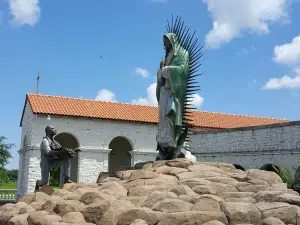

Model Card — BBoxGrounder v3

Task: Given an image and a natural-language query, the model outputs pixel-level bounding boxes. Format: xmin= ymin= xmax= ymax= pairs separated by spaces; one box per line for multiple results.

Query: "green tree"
xmin=6 ymin=169 xmax=18 ymax=182
xmin=0 ymin=136 xmax=14 ymax=169
xmin=0 ymin=170 xmax=10 ymax=185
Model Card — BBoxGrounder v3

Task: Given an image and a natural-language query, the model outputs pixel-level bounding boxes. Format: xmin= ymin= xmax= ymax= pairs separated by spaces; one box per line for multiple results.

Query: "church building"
xmin=17 ymin=93 xmax=289 ymax=197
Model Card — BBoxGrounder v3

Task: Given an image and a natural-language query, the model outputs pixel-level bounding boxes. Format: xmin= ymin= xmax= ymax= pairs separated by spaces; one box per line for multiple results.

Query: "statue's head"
xmin=163 ymin=34 xmax=173 ymax=51
xmin=163 ymin=33 xmax=177 ymax=56
xmin=45 ymin=125 xmax=57 ymax=137
xmin=183 ymin=141 xmax=190 ymax=150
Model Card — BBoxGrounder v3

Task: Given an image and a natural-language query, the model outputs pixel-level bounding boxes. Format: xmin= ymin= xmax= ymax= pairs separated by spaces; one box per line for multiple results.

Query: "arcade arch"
xmin=233 ymin=164 xmax=245 ymax=171
xmin=260 ymin=163 xmax=280 ymax=175
xmin=54 ymin=132 xmax=80 ymax=182
xmin=108 ymin=136 xmax=133 ymax=175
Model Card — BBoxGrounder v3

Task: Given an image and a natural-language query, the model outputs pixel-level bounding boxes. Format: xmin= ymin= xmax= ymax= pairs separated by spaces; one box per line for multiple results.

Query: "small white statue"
xmin=179 ymin=142 xmax=196 ymax=162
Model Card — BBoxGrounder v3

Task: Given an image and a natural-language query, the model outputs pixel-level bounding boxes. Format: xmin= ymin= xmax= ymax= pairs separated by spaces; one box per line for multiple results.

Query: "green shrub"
xmin=271 ymin=165 xmax=300 ymax=193
xmin=49 ymin=168 xmax=60 ymax=186
xmin=0 ymin=169 xmax=10 ymax=185
xmin=278 ymin=168 xmax=293 ymax=189
xmin=292 ymin=166 xmax=300 ymax=193
xmin=5 ymin=169 xmax=18 ymax=182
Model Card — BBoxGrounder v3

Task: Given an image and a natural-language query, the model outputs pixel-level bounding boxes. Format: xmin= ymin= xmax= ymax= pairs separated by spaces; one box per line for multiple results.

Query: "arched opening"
xmin=260 ymin=163 xmax=280 ymax=175
xmin=108 ymin=136 xmax=133 ymax=176
xmin=53 ymin=132 xmax=80 ymax=183
xmin=233 ymin=164 xmax=245 ymax=171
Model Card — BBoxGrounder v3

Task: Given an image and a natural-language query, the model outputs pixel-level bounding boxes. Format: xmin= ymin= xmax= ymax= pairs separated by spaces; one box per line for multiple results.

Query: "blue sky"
xmin=1 ymin=0 xmax=300 ymax=169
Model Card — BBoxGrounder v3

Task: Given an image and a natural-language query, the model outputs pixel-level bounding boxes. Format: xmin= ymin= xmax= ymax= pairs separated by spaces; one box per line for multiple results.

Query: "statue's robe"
xmin=156 ymin=33 xmax=189 ymax=152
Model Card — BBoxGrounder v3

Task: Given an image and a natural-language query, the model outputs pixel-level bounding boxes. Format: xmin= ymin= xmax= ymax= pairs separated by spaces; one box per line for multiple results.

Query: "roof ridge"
xmin=196 ymin=110 xmax=289 ymax=121
xmin=26 ymin=93 xmax=159 ymax=108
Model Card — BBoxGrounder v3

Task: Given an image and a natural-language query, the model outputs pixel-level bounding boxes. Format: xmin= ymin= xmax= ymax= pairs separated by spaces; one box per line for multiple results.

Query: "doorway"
xmin=108 ymin=136 xmax=133 ymax=176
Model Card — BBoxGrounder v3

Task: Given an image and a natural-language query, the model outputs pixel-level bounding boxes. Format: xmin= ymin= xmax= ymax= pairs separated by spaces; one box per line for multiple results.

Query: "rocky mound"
xmin=1 ymin=159 xmax=300 ymax=225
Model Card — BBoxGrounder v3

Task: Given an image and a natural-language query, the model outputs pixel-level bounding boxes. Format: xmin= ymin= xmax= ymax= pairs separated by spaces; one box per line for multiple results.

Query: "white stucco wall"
xmin=30 ymin=114 xmax=158 ymax=151
xmin=17 ymin=102 xmax=34 ymax=198
xmin=192 ymin=121 xmax=300 ymax=174
xmin=78 ymin=149 xmax=109 ymax=183
xmin=18 ymin=102 xmax=160 ymax=195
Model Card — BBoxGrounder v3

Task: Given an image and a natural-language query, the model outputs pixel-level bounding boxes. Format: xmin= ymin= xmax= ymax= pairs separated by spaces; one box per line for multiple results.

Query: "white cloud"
xmin=9 ymin=0 xmax=40 ymax=27
xmin=263 ymin=75 xmax=300 ymax=89
xmin=202 ymin=0 xmax=290 ymax=49
xmin=132 ymin=82 xmax=158 ymax=106
xmin=135 ymin=67 xmax=150 ymax=78
xmin=263 ymin=35 xmax=300 ymax=90
xmin=95 ymin=89 xmax=117 ymax=102
xmin=190 ymin=93 xmax=204 ymax=108
xmin=273 ymin=35 xmax=300 ymax=67
xmin=132 ymin=83 xmax=204 ymax=108
xmin=294 ymin=68 xmax=300 ymax=75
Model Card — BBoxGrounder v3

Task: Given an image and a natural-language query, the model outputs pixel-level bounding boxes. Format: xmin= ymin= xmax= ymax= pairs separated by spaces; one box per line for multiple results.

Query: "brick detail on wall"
xmin=192 ymin=121 xmax=300 ymax=173
xmin=78 ymin=149 xmax=109 ymax=183
xmin=17 ymin=102 xmax=35 ymax=198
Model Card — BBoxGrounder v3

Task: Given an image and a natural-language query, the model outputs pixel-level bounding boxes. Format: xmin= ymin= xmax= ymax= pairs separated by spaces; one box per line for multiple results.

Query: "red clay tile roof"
xmin=21 ymin=93 xmax=290 ymax=129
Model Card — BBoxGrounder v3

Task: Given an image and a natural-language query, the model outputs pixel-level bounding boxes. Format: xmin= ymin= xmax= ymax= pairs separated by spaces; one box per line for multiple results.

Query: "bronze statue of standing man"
xmin=35 ymin=126 xmax=75 ymax=190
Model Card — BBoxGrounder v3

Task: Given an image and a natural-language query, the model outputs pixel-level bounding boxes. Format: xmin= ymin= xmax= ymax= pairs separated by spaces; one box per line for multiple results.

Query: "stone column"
xmin=26 ymin=147 xmax=41 ymax=193
xmin=16 ymin=151 xmax=24 ymax=200
xmin=77 ymin=148 xmax=110 ymax=183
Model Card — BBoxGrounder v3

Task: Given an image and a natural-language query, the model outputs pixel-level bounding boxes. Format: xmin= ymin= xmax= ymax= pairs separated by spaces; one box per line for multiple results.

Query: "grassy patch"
xmin=0 ymin=182 xmax=17 ymax=189
xmin=0 ymin=182 xmax=60 ymax=190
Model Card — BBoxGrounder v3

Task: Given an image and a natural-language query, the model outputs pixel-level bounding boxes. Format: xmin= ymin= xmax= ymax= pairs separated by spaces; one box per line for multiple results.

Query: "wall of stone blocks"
xmin=17 ymin=102 xmax=34 ymax=198
xmin=78 ymin=149 xmax=109 ymax=183
xmin=192 ymin=121 xmax=300 ymax=174
xmin=16 ymin=151 xmax=30 ymax=199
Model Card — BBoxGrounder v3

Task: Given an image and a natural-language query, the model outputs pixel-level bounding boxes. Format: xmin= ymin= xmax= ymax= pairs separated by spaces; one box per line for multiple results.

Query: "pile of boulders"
xmin=1 ymin=158 xmax=300 ymax=225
